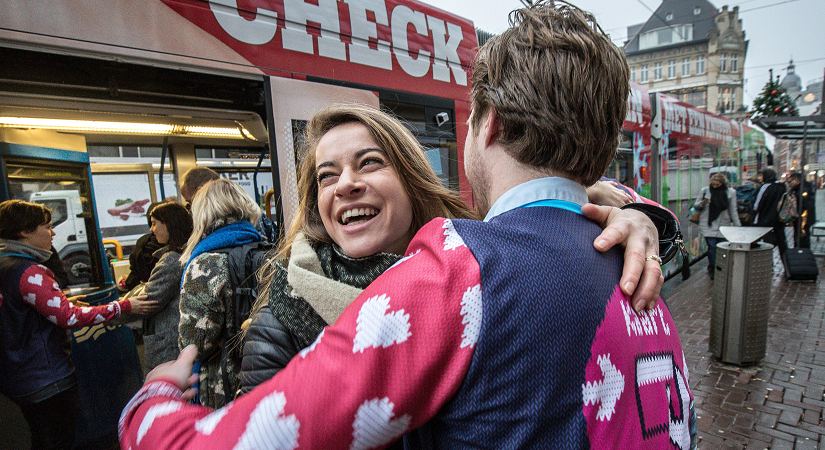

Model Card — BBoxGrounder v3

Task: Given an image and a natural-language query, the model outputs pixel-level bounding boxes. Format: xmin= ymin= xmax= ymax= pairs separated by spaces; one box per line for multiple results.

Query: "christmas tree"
xmin=748 ymin=72 xmax=799 ymax=119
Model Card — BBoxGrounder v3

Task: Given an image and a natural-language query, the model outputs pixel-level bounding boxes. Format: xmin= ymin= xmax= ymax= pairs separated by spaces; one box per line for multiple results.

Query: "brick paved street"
xmin=663 ymin=250 xmax=825 ymax=450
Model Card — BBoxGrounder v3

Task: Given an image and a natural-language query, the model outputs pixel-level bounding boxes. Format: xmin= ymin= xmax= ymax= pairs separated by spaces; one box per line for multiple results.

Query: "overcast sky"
xmin=422 ymin=0 xmax=825 ymax=112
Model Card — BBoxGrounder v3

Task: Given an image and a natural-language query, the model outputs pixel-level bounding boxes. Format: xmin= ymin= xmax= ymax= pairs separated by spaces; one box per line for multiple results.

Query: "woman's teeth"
xmin=341 ymin=207 xmax=378 ymax=225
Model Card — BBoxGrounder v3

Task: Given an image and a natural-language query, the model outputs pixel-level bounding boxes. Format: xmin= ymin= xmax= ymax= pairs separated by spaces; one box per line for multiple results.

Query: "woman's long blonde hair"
xmin=179 ymin=178 xmax=262 ymax=264
xmin=251 ymin=103 xmax=477 ymax=315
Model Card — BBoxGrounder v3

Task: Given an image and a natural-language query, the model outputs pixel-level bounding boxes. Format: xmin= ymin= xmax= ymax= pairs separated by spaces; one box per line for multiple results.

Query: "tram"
xmin=0 ymin=0 xmax=767 ymax=446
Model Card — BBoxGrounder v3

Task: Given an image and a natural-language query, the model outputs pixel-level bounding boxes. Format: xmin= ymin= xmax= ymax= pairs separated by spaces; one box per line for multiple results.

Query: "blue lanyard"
xmin=0 ymin=253 xmax=37 ymax=261
xmin=517 ymin=199 xmax=582 ymax=215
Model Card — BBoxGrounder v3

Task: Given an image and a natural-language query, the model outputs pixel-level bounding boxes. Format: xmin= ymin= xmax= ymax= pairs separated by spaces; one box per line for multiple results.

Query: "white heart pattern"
xmin=353 ymin=294 xmax=411 ymax=353
xmin=196 ymin=404 xmax=231 ymax=435
xmin=460 ymin=284 xmax=483 ymax=348
xmin=349 ymin=398 xmax=411 ymax=450
xmin=67 ymin=314 xmax=78 ymax=326
xmin=442 ymin=219 xmax=466 ymax=251
xmin=27 ymin=273 xmax=43 ymax=286
xmin=94 ymin=314 xmax=106 ymax=324
xmin=298 ymin=329 xmax=324 ymax=358
xmin=47 ymin=296 xmax=61 ymax=308
xmin=24 ymin=293 xmax=36 ymax=305
xmin=137 ymin=401 xmax=182 ymax=445
xmin=47 ymin=315 xmax=57 ymax=324
xmin=81 ymin=307 xmax=92 ymax=313
xmin=53 ymin=282 xmax=60 ymax=290
xmin=233 ymin=391 xmax=299 ymax=450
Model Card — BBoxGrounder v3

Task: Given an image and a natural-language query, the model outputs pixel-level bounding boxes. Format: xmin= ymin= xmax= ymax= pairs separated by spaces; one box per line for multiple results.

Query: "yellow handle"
xmin=102 ymin=239 xmax=123 ymax=260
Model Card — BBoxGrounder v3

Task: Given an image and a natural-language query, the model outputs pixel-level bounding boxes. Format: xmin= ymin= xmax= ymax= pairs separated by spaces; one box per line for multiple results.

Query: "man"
xmin=180 ymin=166 xmax=220 ymax=206
xmin=119 ymin=2 xmax=693 ymax=448
xmin=754 ymin=168 xmax=788 ymax=257
xmin=180 ymin=166 xmax=278 ymax=242
xmin=787 ymin=172 xmax=816 ymax=248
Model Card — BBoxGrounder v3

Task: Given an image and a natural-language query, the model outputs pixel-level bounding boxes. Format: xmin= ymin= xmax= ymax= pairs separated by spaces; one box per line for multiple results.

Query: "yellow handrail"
xmin=102 ymin=239 xmax=123 ymax=260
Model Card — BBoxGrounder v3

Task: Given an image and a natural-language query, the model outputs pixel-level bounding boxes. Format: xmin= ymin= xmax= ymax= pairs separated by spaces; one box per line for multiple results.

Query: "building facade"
xmin=624 ymin=0 xmax=748 ymax=120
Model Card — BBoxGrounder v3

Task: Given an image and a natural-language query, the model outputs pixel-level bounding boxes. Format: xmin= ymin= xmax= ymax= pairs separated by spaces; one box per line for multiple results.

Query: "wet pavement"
xmin=663 ymin=246 xmax=825 ymax=450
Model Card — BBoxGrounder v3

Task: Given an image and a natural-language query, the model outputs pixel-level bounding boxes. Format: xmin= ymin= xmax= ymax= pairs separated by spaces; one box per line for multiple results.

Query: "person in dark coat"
xmin=0 ymin=200 xmax=157 ymax=450
xmin=753 ymin=168 xmax=788 ymax=257
xmin=125 ymin=202 xmax=193 ymax=375
xmin=787 ymin=172 xmax=816 ymax=248
xmin=119 ymin=202 xmax=164 ymax=291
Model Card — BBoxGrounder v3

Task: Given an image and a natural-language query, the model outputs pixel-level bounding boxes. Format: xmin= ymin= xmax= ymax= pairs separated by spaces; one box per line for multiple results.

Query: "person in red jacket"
xmin=0 ymin=199 xmax=157 ymax=450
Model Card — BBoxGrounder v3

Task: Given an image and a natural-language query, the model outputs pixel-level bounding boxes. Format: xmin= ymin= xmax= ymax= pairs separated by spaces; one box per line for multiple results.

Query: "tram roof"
xmin=752 ymin=115 xmax=825 ymax=140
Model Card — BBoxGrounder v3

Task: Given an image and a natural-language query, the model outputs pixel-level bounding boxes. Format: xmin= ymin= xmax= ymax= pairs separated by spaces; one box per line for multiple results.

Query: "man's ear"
xmin=480 ymin=108 xmax=500 ymax=148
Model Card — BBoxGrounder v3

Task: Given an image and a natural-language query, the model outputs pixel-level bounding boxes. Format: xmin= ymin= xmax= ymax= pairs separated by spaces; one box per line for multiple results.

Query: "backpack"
xmin=777 ymin=191 xmax=799 ymax=224
xmin=211 ymin=240 xmax=276 ymax=397
xmin=736 ymin=185 xmax=758 ymax=225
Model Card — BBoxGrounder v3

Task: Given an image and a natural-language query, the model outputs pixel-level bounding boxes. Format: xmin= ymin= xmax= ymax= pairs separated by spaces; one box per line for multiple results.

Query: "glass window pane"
xmin=87 ymin=146 xmax=119 ymax=158
xmin=6 ymin=160 xmax=102 ymax=288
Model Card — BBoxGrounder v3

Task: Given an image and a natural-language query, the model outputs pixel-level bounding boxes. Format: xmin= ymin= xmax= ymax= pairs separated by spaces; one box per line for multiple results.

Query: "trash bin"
xmin=709 ymin=226 xmax=773 ymax=365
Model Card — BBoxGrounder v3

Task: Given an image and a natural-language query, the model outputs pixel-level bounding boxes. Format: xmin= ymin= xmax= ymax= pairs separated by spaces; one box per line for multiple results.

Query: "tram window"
xmin=5 ymin=160 xmax=103 ymax=288
xmin=618 ymin=131 xmax=632 ymax=150
xmin=385 ymin=102 xmax=427 ymax=134
xmin=196 ymin=148 xmax=213 ymax=159
xmin=121 ymin=146 xmax=139 ymax=157
xmin=87 ymin=145 xmax=120 ymax=157
xmin=668 ymin=138 xmax=678 ymax=160
xmin=40 ymin=199 xmax=69 ymax=227
xmin=139 ymin=146 xmax=162 ymax=158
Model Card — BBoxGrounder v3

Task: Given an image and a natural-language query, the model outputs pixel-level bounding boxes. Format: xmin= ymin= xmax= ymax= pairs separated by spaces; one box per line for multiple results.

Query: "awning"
xmin=751 ymin=115 xmax=825 ymax=140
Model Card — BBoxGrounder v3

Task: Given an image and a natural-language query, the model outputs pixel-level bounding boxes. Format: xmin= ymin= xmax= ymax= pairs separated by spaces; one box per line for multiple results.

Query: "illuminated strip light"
xmin=0 ymin=117 xmax=246 ymax=139
xmin=180 ymin=125 xmax=244 ymax=138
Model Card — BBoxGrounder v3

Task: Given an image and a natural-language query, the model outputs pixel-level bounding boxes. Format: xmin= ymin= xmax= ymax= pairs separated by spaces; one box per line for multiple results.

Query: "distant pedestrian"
xmin=693 ymin=173 xmax=740 ymax=279
xmin=787 ymin=172 xmax=816 ymax=248
xmin=753 ymin=168 xmax=788 ymax=257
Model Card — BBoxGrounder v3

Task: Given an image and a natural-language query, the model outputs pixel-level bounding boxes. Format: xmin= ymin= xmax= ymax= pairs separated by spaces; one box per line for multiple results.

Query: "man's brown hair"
xmin=470 ymin=0 xmax=630 ymax=186
xmin=180 ymin=167 xmax=219 ymax=201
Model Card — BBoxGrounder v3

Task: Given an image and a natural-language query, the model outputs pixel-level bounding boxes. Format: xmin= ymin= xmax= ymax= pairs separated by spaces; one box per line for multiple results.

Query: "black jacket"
xmin=754 ymin=181 xmax=787 ymax=227
xmin=124 ymin=233 xmax=164 ymax=291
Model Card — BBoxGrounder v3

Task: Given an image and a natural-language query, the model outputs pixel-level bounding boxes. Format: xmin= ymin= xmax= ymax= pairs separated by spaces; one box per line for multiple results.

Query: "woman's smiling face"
xmin=315 ymin=122 xmax=414 ymax=259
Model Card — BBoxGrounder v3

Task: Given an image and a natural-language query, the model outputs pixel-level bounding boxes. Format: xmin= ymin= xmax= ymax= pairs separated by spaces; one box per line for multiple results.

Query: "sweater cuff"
xmin=119 ymin=299 xmax=131 ymax=314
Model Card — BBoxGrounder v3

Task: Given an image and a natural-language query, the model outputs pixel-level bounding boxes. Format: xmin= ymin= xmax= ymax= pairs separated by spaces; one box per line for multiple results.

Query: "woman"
xmin=693 ymin=173 xmax=740 ymax=279
xmin=0 ymin=199 xmax=155 ymax=450
xmin=178 ymin=178 xmax=263 ymax=409
xmin=239 ymin=105 xmax=476 ymax=394
xmin=118 ymin=202 xmax=164 ymax=292
xmin=129 ymin=201 xmax=193 ymax=374
xmin=753 ymin=168 xmax=788 ymax=258
xmin=238 ymin=104 xmax=669 ymax=395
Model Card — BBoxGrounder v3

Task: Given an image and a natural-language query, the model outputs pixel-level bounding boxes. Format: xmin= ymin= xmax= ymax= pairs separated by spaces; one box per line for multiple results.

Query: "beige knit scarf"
xmin=286 ymin=233 xmax=364 ymax=324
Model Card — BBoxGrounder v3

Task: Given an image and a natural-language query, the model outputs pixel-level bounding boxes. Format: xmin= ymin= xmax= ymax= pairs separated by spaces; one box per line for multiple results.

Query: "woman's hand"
xmin=127 ymin=295 xmax=159 ymax=315
xmin=581 ymin=203 xmax=663 ymax=312
xmin=586 ymin=180 xmax=633 ymax=208
xmin=145 ymin=345 xmax=199 ymax=400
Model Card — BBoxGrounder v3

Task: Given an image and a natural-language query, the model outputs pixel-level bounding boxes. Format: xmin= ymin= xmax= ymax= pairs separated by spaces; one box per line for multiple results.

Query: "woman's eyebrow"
xmin=354 ymin=147 xmax=384 ymax=159
xmin=316 ymin=160 xmax=336 ymax=171
xmin=317 ymin=147 xmax=385 ymax=170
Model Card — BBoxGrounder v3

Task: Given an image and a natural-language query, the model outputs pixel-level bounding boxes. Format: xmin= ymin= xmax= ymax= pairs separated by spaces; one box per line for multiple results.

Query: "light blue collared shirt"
xmin=483 ymin=177 xmax=589 ymax=222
